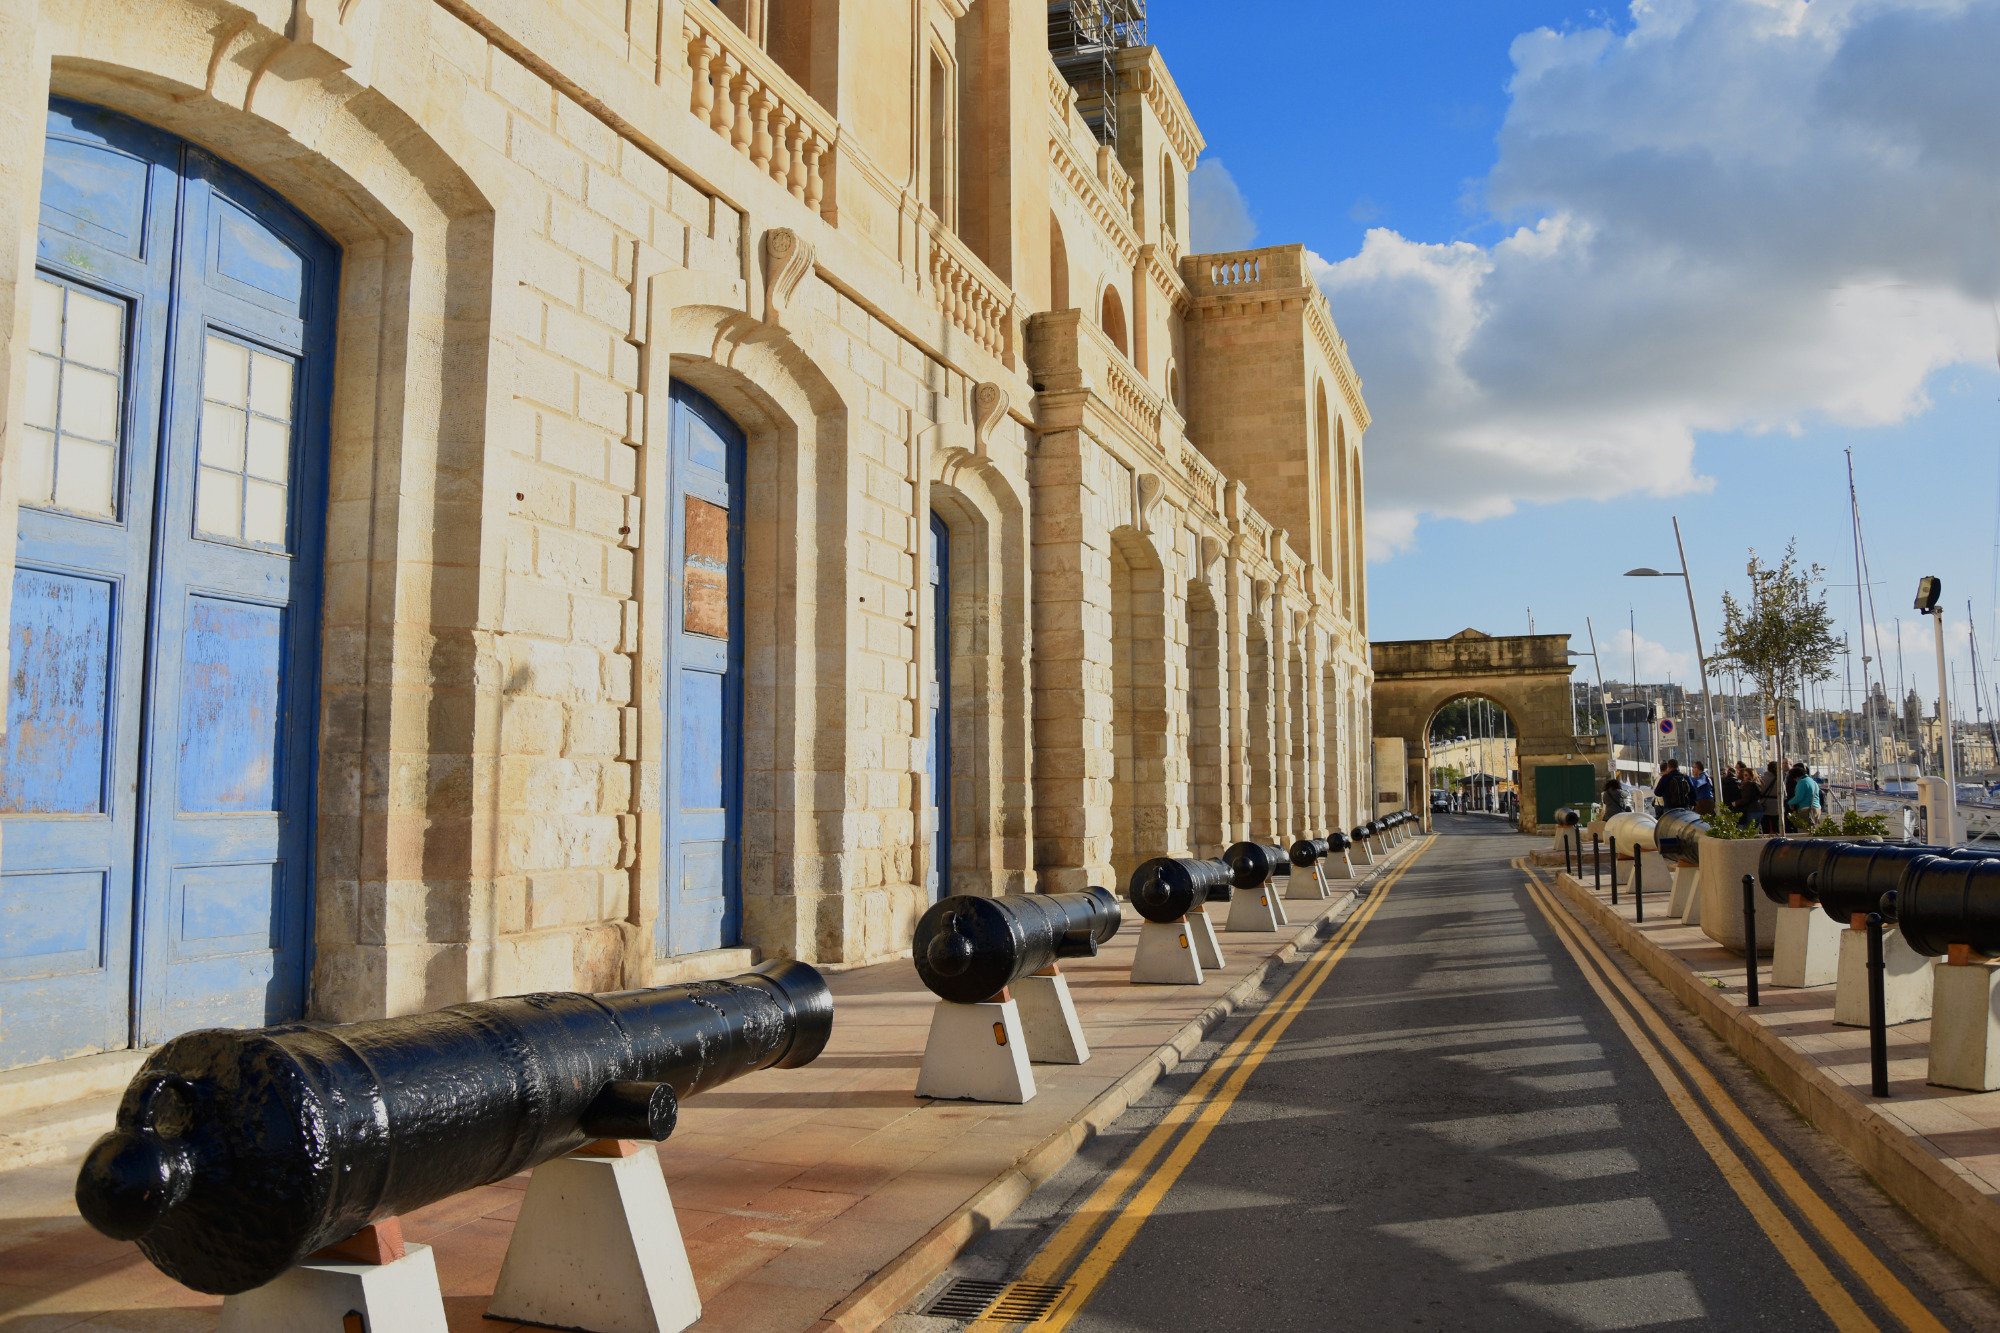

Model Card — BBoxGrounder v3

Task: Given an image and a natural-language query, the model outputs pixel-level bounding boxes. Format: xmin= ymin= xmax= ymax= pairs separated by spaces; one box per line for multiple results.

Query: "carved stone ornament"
xmin=1135 ymin=472 xmax=1164 ymax=533
xmin=1199 ymin=534 xmax=1223 ymax=572
xmin=972 ymin=381 xmax=1009 ymax=456
xmin=761 ymin=227 xmax=815 ymax=327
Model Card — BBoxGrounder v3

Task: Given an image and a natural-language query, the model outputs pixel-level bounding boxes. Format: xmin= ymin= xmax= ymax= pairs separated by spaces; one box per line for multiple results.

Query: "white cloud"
xmin=1604 ymin=626 xmax=1698 ymax=685
xmin=1318 ymin=0 xmax=2000 ymax=559
xmin=1190 ymin=158 xmax=1258 ymax=253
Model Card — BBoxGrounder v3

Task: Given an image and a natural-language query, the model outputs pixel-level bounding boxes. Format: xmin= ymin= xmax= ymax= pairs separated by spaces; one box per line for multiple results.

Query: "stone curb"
xmin=810 ymin=854 xmax=1404 ymax=1332
xmin=1544 ymin=867 xmax=2000 ymax=1293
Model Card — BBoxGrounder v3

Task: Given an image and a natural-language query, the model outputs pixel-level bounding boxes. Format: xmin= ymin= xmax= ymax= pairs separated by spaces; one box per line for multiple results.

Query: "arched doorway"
xmin=926 ymin=512 xmax=952 ymax=901
xmin=1 ymin=100 xmax=338 ymax=1066
xmin=660 ymin=383 xmax=746 ymax=956
xmin=1109 ymin=533 xmax=1166 ymax=886
xmin=1427 ymin=696 xmax=1520 ymax=819
xmin=1100 ymin=285 xmax=1129 ymax=356
xmin=1184 ymin=581 xmax=1225 ymax=857
xmin=1246 ymin=609 xmax=1278 ymax=839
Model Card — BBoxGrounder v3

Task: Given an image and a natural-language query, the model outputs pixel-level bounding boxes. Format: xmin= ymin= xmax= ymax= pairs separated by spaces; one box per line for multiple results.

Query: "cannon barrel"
xmin=1554 ymin=808 xmax=1582 ymax=828
xmin=1324 ymin=831 xmax=1352 ymax=853
xmin=1886 ymin=856 xmax=2000 ymax=957
xmin=913 ymin=889 xmax=1122 ymax=1005
xmin=1757 ymin=838 xmax=1846 ymax=906
xmin=1127 ymin=857 xmax=1233 ymax=923
xmin=75 ymin=962 xmax=834 ymax=1295
xmin=1290 ymin=838 xmax=1331 ymax=867
xmin=1352 ymin=823 xmax=1376 ymax=843
xmin=1223 ymin=842 xmax=1291 ymax=889
xmin=1813 ymin=844 xmax=1944 ymax=923
xmin=1603 ymin=812 xmax=1657 ymax=852
xmin=1655 ymin=810 xmax=1709 ymax=868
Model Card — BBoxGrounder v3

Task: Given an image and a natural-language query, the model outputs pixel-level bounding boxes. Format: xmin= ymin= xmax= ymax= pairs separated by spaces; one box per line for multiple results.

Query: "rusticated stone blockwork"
xmin=0 ymin=0 xmax=1375 ymax=1059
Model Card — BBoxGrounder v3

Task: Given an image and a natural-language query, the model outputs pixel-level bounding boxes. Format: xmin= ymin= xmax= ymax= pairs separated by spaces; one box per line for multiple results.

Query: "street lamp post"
xmin=1626 ymin=516 xmax=1725 ymax=794
xmin=1917 ymin=576 xmax=1958 ymax=844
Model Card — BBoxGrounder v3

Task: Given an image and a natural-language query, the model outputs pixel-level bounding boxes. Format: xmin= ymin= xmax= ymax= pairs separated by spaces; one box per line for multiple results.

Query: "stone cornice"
xmin=1048 ymin=133 xmax=1140 ymax=266
xmin=1114 ymin=47 xmax=1205 ymax=169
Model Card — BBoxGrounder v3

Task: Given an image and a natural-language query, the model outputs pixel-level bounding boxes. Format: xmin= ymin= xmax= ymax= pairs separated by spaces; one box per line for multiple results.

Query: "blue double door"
xmin=0 ymin=103 xmax=335 ymax=1068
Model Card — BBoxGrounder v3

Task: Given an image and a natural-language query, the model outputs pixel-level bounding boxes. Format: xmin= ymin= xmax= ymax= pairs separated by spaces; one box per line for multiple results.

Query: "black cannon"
xmin=1554 ymin=808 xmax=1581 ymax=828
xmin=1290 ymin=838 xmax=1331 ymax=868
xmin=1127 ymin=856 xmax=1233 ymax=923
xmin=75 ymin=962 xmax=834 ymax=1295
xmin=913 ymin=889 xmax=1123 ymax=1005
xmin=1757 ymin=838 xmax=1846 ymax=906
xmin=1353 ymin=823 xmax=1377 ymax=844
xmin=1655 ymin=810 xmax=1709 ymax=868
xmin=1324 ymin=831 xmax=1352 ymax=853
xmin=1812 ymin=844 xmax=1945 ymax=923
xmin=1887 ymin=856 xmax=2000 ymax=957
xmin=1223 ymin=842 xmax=1291 ymax=889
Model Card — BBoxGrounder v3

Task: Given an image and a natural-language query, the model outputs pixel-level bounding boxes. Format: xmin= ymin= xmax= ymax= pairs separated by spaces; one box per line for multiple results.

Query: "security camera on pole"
xmin=1915 ymin=576 xmax=1959 ymax=845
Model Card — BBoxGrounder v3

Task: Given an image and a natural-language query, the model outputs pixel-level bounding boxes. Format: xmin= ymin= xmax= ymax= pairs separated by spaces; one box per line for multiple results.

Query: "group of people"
xmin=1600 ymin=757 xmax=1827 ymax=833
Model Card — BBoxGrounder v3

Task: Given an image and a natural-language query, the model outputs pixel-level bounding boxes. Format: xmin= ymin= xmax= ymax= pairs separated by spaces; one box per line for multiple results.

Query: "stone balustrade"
xmin=1184 ymin=246 xmax=1313 ymax=298
xmin=684 ymin=6 xmax=838 ymax=220
xmin=927 ymin=224 xmax=1016 ymax=364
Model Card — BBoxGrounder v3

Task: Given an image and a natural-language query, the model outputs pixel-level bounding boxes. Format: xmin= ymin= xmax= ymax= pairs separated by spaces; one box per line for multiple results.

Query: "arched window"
xmin=1100 ymin=284 xmax=1128 ymax=356
xmin=1050 ymin=214 xmax=1071 ymax=312
xmin=1315 ymin=382 xmax=1335 ymax=574
xmin=1161 ymin=154 xmax=1177 ymax=240
xmin=1166 ymin=360 xmax=1183 ymax=412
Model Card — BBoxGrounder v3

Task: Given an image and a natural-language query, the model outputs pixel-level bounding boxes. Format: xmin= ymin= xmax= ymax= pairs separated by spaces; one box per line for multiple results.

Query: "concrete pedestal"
xmin=221 ymin=1244 xmax=448 ymax=1333
xmin=1324 ymin=854 xmax=1354 ymax=883
xmin=1188 ymin=906 xmax=1224 ymax=970
xmin=1835 ymin=927 xmax=1934 ymax=1028
xmin=1014 ymin=970 xmax=1089 ymax=1065
xmin=1225 ymin=884 xmax=1282 ymax=933
xmin=1268 ymin=882 xmax=1292 ymax=925
xmin=1772 ymin=904 xmax=1841 ymax=988
xmin=916 ymin=998 xmax=1035 ymax=1102
xmin=1352 ymin=841 xmax=1375 ymax=866
xmin=1287 ymin=865 xmax=1324 ymax=901
xmin=1929 ymin=961 xmax=2000 ymax=1092
xmin=1132 ymin=919 xmax=1204 ymax=985
xmin=1667 ymin=866 xmax=1699 ymax=922
xmin=489 ymin=1149 xmax=701 ymax=1333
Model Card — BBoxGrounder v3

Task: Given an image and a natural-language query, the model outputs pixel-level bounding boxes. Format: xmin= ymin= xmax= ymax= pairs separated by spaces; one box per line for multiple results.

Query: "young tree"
xmin=1711 ymin=543 xmax=1846 ymax=824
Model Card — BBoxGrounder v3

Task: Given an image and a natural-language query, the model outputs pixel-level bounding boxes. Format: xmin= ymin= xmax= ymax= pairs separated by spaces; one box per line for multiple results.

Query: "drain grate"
xmin=922 ymin=1278 xmax=1071 ymax=1323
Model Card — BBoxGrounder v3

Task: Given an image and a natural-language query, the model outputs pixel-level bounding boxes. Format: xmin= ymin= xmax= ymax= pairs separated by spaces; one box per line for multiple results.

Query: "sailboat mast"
xmin=1847 ymin=450 xmax=1881 ymax=785
xmin=1973 ymin=601 xmax=2000 ymax=769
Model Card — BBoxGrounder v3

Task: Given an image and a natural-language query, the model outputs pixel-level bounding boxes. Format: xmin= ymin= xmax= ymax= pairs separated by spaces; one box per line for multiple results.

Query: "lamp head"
xmin=1915 ymin=576 xmax=1942 ymax=614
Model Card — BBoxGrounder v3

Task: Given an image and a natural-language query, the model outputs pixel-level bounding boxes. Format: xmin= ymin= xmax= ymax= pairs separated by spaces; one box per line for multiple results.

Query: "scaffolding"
xmin=1048 ymin=0 xmax=1147 ymax=148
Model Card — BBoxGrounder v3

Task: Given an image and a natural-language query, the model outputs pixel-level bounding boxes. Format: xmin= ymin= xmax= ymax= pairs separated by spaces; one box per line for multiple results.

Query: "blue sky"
xmin=1154 ymin=0 xmax=2000 ymax=723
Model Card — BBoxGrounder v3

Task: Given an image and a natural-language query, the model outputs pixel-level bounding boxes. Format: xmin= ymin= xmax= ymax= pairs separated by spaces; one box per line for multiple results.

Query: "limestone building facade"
xmin=0 ymin=0 xmax=1373 ymax=1071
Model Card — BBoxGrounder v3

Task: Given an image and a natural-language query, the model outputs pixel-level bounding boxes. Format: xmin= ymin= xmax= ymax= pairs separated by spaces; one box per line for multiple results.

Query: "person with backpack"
xmin=1654 ymin=758 xmax=1695 ymax=812
xmin=1689 ymin=761 xmax=1716 ymax=815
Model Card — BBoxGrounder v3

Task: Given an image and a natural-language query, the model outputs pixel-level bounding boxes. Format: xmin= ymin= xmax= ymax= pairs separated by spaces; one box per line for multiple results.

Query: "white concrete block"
xmin=1324 ymin=853 xmax=1354 ymax=882
xmin=1015 ymin=970 xmax=1089 ymax=1065
xmin=1187 ymin=907 xmax=1225 ymax=971
xmin=1835 ymin=926 xmax=1934 ymax=1027
xmin=1772 ymin=904 xmax=1841 ymax=988
xmin=489 ymin=1151 xmax=700 ymax=1333
xmin=1929 ymin=961 xmax=2000 ymax=1092
xmin=1225 ymin=884 xmax=1282 ymax=933
xmin=1668 ymin=866 xmax=1699 ymax=921
xmin=221 ymin=1244 xmax=448 ymax=1333
xmin=916 ymin=999 xmax=1035 ymax=1103
xmin=1131 ymin=919 xmax=1204 ymax=985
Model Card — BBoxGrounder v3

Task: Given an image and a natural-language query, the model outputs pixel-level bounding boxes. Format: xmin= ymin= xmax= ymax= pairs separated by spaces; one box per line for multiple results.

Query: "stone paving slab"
xmin=0 ymin=851 xmax=1416 ymax=1333
xmin=1542 ymin=856 xmax=2000 ymax=1293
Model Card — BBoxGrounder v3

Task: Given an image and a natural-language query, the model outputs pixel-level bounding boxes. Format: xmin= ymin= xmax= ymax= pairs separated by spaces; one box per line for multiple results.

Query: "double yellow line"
xmin=987 ymin=837 xmax=1437 ymax=1331
xmin=1517 ymin=860 xmax=1946 ymax=1333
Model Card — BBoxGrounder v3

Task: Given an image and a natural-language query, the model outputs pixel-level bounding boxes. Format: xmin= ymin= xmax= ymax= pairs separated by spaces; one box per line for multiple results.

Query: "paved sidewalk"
xmin=0 ymin=853 xmax=1413 ymax=1332
xmin=1543 ymin=855 xmax=2000 ymax=1293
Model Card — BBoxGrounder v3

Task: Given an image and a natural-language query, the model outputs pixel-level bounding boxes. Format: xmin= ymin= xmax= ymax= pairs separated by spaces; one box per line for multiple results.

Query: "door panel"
xmin=660 ymin=384 xmax=744 ymax=958
xmin=0 ymin=100 xmax=333 ymax=1069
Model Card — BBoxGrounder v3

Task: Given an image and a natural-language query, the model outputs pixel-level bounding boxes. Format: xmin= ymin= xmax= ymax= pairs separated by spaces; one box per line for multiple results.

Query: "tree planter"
xmin=1700 ymin=837 xmax=1776 ymax=955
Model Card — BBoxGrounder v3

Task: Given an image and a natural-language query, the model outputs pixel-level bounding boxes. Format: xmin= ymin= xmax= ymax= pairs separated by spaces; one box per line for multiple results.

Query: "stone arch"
xmin=1049 ymin=212 xmax=1071 ymax=312
xmin=1287 ymin=623 xmax=1311 ymax=839
xmin=1314 ymin=382 xmax=1335 ymax=576
xmin=1322 ymin=657 xmax=1343 ymax=832
xmin=27 ymin=5 xmax=505 ymax=1020
xmin=1108 ymin=525 xmax=1169 ymax=888
xmin=643 ymin=289 xmax=868 ymax=964
xmin=926 ymin=441 xmax=1033 ymax=898
xmin=1183 ymin=577 xmax=1226 ymax=857
xmin=1335 ymin=414 xmax=1354 ymax=619
xmin=1245 ymin=588 xmax=1279 ymax=840
xmin=1160 ymin=152 xmax=1178 ymax=240
xmin=1100 ymin=282 xmax=1129 ymax=356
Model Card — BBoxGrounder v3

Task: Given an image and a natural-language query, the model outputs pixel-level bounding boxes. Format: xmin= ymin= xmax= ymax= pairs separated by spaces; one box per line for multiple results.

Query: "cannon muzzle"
xmin=913 ymin=890 xmax=1122 ymax=1004
xmin=1888 ymin=855 xmax=2000 ymax=957
xmin=76 ymin=961 xmax=833 ymax=1295
xmin=1290 ymin=838 xmax=1330 ymax=867
xmin=1655 ymin=810 xmax=1708 ymax=868
xmin=1223 ymin=842 xmax=1290 ymax=890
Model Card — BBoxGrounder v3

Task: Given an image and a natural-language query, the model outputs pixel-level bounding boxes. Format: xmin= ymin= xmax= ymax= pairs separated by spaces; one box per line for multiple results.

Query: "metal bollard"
xmin=1609 ymin=837 xmax=1619 ymax=906
xmin=1866 ymin=911 xmax=1890 ymax=1097
xmin=1741 ymin=874 xmax=1760 ymax=1008
xmin=1593 ymin=834 xmax=1603 ymax=892
xmin=1634 ymin=846 xmax=1645 ymax=923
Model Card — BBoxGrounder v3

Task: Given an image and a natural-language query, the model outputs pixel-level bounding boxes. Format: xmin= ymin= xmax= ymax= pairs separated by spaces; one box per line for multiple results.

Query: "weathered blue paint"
xmin=1 ymin=569 xmax=113 ymax=815
xmin=660 ymin=383 xmax=744 ymax=958
xmin=927 ymin=513 xmax=951 ymax=903
xmin=0 ymin=101 xmax=335 ymax=1070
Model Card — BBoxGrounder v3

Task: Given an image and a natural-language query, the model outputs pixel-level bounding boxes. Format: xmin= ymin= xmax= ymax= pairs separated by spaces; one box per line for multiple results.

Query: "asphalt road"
xmin=900 ymin=816 xmax=1997 ymax=1332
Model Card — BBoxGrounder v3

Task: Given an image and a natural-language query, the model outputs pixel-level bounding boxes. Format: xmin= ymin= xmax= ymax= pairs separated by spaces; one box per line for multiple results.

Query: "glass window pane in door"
xmin=23 ymin=277 xmax=126 ymax=520
xmin=196 ymin=334 xmax=295 ymax=550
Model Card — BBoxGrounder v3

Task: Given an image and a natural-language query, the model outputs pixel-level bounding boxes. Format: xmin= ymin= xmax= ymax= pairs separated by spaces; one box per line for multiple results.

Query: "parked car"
xmin=1430 ymin=791 xmax=1451 ymax=813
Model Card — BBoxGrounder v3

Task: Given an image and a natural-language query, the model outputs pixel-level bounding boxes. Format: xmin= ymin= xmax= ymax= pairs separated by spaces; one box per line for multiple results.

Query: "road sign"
xmin=1659 ymin=718 xmax=1677 ymax=738
xmin=1765 ymin=715 xmax=1779 ymax=737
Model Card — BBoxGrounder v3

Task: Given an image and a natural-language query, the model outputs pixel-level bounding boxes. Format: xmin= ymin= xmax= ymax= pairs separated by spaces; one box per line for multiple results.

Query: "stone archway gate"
xmin=1372 ymin=630 xmax=1602 ymax=834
